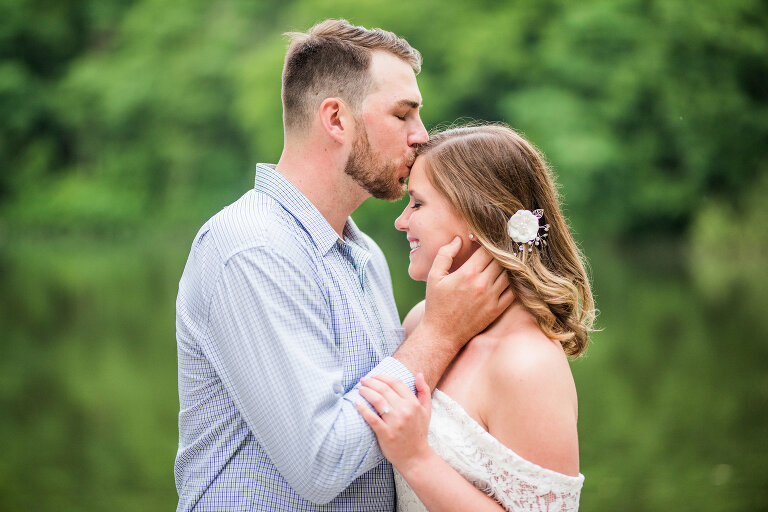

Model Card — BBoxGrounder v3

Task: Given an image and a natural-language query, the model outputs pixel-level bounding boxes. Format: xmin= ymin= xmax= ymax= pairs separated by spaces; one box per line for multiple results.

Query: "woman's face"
xmin=395 ymin=156 xmax=474 ymax=281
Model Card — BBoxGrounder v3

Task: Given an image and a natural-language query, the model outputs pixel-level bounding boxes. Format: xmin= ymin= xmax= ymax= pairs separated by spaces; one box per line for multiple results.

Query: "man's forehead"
xmin=368 ymin=52 xmax=422 ymax=102
xmin=367 ymin=81 xmax=423 ymax=108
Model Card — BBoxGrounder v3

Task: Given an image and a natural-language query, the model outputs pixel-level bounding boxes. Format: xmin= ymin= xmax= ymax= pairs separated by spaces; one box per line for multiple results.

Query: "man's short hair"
xmin=282 ymin=19 xmax=422 ymax=133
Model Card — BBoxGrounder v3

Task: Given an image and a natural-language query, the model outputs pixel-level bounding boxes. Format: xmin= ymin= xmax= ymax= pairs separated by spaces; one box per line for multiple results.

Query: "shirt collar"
xmin=253 ymin=163 xmax=367 ymax=256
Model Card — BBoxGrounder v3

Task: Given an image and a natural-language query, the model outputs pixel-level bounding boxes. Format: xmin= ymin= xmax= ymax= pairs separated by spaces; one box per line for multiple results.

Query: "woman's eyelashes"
xmin=410 ymin=200 xmax=422 ymax=210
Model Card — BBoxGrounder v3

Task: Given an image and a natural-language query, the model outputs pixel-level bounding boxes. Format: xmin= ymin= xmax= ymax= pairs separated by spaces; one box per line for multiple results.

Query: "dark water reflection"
xmin=0 ymin=235 xmax=766 ymax=511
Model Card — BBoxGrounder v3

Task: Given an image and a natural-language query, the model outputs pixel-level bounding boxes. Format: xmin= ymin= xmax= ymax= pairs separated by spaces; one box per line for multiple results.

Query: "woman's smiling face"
xmin=394 ymin=156 xmax=474 ymax=281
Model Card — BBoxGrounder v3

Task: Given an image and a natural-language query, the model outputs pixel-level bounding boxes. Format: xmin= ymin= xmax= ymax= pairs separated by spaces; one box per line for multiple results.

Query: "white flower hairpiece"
xmin=506 ymin=209 xmax=549 ymax=253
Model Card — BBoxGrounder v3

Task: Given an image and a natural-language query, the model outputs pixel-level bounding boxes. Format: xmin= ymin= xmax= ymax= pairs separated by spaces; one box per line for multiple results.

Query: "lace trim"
xmin=416 ymin=390 xmax=583 ymax=511
xmin=432 ymin=390 xmax=584 ymax=489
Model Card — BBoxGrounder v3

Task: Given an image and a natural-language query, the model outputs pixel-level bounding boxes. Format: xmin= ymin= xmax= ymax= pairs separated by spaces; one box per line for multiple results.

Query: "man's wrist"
xmin=394 ymin=324 xmax=465 ymax=389
xmin=413 ymin=318 xmax=463 ymax=351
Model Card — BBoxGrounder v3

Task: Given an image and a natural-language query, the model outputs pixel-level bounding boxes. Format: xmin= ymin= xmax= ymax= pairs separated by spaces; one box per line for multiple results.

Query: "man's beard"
xmin=344 ymin=127 xmax=408 ymax=201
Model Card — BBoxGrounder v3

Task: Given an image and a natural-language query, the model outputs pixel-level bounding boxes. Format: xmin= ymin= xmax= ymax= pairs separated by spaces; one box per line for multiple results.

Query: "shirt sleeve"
xmin=203 ymin=245 xmax=413 ymax=504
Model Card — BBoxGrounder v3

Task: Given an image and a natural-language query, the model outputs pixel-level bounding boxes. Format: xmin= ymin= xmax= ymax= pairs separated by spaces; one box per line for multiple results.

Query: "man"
xmin=175 ymin=19 xmax=512 ymax=511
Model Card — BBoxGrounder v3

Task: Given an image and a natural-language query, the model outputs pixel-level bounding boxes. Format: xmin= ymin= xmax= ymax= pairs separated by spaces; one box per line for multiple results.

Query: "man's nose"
xmin=408 ymin=118 xmax=429 ymax=146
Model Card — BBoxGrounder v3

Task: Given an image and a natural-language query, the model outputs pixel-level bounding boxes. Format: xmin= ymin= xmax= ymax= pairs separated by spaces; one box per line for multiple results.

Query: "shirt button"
xmin=333 ymin=382 xmax=343 ymax=394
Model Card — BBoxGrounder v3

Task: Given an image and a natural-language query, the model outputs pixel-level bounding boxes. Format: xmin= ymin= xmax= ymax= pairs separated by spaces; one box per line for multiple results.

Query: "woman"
xmin=355 ymin=124 xmax=595 ymax=511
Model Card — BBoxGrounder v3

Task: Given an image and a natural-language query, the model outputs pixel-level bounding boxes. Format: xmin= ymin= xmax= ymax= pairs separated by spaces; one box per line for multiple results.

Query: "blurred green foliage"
xmin=1 ymin=0 xmax=767 ymax=511
xmin=2 ymin=0 xmax=767 ymax=237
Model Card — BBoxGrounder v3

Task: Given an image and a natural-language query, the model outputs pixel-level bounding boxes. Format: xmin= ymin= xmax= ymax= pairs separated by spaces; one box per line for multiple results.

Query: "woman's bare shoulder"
xmin=490 ymin=331 xmax=574 ymax=386
xmin=402 ymin=300 xmax=425 ymax=337
xmin=482 ymin=330 xmax=581 ymax=476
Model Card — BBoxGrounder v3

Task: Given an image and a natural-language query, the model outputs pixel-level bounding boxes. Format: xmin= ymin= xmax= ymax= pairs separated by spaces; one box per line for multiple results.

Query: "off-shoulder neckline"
xmin=432 ymin=388 xmax=585 ymax=483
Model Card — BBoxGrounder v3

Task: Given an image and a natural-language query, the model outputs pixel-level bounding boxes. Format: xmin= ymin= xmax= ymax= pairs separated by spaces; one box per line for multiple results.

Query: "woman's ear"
xmin=318 ymin=97 xmax=353 ymax=145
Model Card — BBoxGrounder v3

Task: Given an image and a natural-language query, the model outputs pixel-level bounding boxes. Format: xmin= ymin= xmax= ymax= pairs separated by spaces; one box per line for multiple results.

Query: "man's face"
xmin=344 ymin=51 xmax=429 ymax=201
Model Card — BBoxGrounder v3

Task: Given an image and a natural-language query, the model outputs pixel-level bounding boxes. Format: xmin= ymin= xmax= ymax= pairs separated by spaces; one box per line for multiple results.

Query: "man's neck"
xmin=276 ymin=145 xmax=368 ymax=237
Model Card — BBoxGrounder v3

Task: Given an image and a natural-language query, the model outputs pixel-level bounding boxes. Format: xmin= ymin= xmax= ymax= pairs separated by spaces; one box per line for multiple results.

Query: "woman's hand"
xmin=356 ymin=373 xmax=433 ymax=471
xmin=358 ymin=374 xmax=508 ymax=512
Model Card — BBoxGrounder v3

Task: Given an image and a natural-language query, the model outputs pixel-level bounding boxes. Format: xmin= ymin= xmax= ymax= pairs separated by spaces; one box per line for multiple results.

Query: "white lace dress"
xmin=394 ymin=390 xmax=584 ymax=511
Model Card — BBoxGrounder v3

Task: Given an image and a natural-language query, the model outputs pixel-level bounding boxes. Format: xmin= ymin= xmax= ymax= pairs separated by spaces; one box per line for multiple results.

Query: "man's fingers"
xmin=428 ymin=237 xmax=462 ymax=280
xmin=460 ymin=245 xmax=495 ymax=274
xmin=498 ymin=286 xmax=515 ymax=310
xmin=489 ymin=261 xmax=511 ymax=293
xmin=492 ymin=261 xmax=510 ymax=284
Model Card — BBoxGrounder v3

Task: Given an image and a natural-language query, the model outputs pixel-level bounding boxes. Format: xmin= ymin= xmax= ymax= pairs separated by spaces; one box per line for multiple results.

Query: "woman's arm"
xmin=356 ymin=375 xmax=507 ymax=512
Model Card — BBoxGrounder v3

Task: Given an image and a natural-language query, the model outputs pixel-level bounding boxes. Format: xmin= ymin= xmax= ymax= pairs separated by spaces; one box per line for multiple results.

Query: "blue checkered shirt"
xmin=175 ymin=164 xmax=414 ymax=511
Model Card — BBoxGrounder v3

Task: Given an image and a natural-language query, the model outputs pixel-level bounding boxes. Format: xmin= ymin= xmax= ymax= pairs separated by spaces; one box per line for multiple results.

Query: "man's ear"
xmin=318 ymin=97 xmax=354 ymax=144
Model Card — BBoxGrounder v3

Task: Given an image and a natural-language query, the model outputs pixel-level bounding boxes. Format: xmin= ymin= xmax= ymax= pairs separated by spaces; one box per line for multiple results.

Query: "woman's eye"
xmin=411 ymin=201 xmax=422 ymax=209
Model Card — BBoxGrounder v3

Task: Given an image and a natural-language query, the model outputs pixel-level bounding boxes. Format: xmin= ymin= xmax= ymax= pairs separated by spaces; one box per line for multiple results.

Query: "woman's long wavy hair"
xmin=417 ymin=123 xmax=595 ymax=357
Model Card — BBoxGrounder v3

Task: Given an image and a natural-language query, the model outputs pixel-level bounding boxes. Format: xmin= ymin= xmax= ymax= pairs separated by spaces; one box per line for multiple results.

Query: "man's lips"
xmin=398 ymin=161 xmax=414 ymax=184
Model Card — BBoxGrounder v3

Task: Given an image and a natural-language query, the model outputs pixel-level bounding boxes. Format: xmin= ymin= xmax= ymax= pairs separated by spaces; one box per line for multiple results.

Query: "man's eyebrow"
xmin=396 ymin=99 xmax=422 ymax=109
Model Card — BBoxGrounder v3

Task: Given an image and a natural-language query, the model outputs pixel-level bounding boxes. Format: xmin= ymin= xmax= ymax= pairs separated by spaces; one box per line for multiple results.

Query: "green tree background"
xmin=1 ymin=0 xmax=766 ymax=510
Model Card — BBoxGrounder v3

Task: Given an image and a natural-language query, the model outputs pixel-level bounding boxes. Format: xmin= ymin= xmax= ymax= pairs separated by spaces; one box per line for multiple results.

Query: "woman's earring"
xmin=468 ymin=233 xmax=475 ymax=240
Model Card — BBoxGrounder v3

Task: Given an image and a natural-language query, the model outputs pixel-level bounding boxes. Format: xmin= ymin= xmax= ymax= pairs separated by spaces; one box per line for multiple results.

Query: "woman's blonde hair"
xmin=417 ymin=123 xmax=595 ymax=357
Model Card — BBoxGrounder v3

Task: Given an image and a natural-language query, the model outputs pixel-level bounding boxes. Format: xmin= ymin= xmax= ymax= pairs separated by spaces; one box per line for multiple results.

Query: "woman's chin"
xmin=407 ymin=265 xmax=428 ymax=282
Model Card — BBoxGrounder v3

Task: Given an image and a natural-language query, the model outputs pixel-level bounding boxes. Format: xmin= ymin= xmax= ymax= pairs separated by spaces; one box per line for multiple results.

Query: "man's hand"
xmin=423 ymin=236 xmax=512 ymax=348
xmin=394 ymin=237 xmax=513 ymax=388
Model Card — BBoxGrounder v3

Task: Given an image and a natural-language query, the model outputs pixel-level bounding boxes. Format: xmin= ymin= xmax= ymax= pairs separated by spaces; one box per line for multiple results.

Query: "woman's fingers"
xmin=360 ymin=376 xmax=408 ymax=411
xmin=356 ymin=374 xmax=433 ymax=469
xmin=358 ymin=383 xmax=393 ymax=416
xmin=355 ymin=400 xmax=385 ymax=432
xmin=365 ymin=374 xmax=414 ymax=399
xmin=415 ymin=373 xmax=431 ymax=410
xmin=358 ymin=374 xmax=431 ymax=439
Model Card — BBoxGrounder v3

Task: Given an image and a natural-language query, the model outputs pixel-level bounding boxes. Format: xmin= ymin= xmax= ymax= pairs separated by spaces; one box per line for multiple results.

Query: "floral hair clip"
xmin=506 ymin=209 xmax=549 ymax=253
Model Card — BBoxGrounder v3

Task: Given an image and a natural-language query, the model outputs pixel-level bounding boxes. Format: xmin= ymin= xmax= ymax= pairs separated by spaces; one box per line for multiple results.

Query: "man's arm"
xmin=394 ymin=237 xmax=513 ymax=389
xmin=204 ymin=246 xmax=399 ymax=504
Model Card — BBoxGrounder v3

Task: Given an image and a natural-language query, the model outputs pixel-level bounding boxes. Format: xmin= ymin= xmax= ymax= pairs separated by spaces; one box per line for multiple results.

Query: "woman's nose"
xmin=394 ymin=209 xmax=409 ymax=231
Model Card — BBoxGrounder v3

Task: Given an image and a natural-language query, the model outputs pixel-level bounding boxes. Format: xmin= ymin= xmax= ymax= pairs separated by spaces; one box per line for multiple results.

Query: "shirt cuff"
xmin=367 ymin=356 xmax=416 ymax=393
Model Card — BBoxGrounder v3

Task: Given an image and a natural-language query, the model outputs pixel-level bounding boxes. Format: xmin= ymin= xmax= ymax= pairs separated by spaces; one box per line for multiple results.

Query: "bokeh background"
xmin=1 ymin=0 xmax=767 ymax=510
